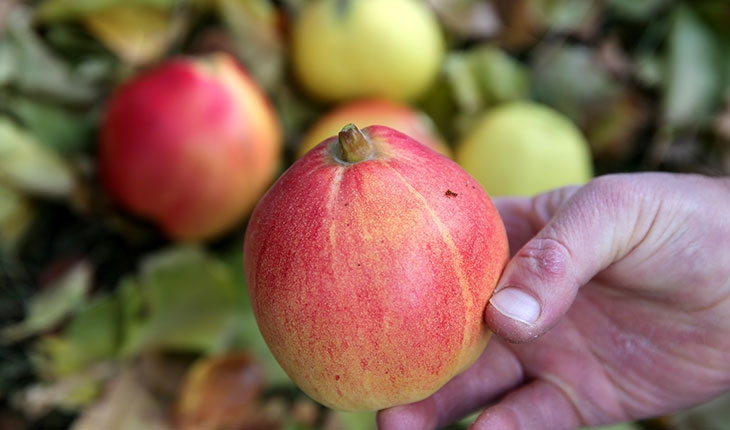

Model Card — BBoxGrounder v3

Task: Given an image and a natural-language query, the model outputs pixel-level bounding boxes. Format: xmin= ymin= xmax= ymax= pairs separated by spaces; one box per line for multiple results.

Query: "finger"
xmin=492 ymin=196 xmax=535 ymax=257
xmin=486 ymin=175 xmax=661 ymax=342
xmin=470 ymin=379 xmax=582 ymax=430
xmin=493 ymin=186 xmax=579 ymax=257
xmin=376 ymin=340 xmax=524 ymax=430
xmin=376 ymin=396 xmax=436 ymax=430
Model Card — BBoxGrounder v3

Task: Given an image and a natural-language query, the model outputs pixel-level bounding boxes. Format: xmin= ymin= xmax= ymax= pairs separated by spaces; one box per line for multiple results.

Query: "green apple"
xmin=455 ymin=101 xmax=593 ymax=197
xmin=291 ymin=0 xmax=444 ymax=103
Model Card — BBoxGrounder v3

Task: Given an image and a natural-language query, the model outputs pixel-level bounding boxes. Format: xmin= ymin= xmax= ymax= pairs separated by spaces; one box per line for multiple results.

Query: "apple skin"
xmin=455 ymin=101 xmax=593 ymax=197
xmin=99 ymin=52 xmax=282 ymax=241
xmin=243 ymin=125 xmax=508 ymax=411
xmin=291 ymin=0 xmax=444 ymax=103
xmin=297 ymin=98 xmax=451 ymax=158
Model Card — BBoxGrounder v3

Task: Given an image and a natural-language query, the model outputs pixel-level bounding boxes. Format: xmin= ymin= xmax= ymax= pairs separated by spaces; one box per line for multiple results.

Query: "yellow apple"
xmin=291 ymin=0 xmax=444 ymax=103
xmin=455 ymin=102 xmax=593 ymax=197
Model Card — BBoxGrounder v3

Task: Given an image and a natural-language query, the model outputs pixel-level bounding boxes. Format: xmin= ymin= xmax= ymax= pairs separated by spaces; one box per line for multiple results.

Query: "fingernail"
xmin=489 ymin=287 xmax=541 ymax=325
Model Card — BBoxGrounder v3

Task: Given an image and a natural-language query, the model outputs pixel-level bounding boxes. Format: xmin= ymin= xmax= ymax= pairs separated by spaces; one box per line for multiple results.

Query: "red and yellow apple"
xmin=99 ymin=52 xmax=282 ymax=241
xmin=297 ymin=98 xmax=451 ymax=158
xmin=243 ymin=124 xmax=508 ymax=411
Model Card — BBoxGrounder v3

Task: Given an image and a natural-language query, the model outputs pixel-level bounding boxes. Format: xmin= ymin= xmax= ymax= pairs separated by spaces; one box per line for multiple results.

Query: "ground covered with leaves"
xmin=2 ymin=0 xmax=730 ymax=429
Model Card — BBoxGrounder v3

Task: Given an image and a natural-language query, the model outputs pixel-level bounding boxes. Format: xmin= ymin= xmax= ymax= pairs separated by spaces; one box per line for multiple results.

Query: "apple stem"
xmin=337 ymin=124 xmax=374 ymax=164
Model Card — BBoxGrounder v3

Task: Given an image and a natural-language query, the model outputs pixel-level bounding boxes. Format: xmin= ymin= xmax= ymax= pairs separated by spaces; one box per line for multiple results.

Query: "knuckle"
xmin=579 ymin=173 xmax=656 ymax=215
xmin=514 ymin=236 xmax=572 ymax=283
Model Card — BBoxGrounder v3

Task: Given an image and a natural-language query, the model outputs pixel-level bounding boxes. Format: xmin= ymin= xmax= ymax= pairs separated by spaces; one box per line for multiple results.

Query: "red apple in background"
xmin=99 ymin=52 xmax=282 ymax=241
xmin=297 ymin=98 xmax=451 ymax=158
xmin=244 ymin=124 xmax=508 ymax=411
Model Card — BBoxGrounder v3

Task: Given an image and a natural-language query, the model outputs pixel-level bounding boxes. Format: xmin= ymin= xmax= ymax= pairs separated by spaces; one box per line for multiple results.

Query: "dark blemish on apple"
xmin=445 ymin=190 xmax=458 ymax=198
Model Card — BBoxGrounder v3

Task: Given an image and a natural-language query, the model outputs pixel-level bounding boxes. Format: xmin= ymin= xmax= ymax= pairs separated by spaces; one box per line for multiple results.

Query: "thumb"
xmin=485 ymin=175 xmax=658 ymax=343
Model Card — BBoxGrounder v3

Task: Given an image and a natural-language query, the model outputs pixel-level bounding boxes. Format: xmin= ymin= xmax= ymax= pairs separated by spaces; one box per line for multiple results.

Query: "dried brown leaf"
xmin=70 ymin=365 xmax=171 ymax=430
xmin=83 ymin=4 xmax=188 ymax=66
xmin=494 ymin=0 xmax=602 ymax=50
xmin=174 ymin=352 xmax=266 ymax=430
xmin=428 ymin=0 xmax=501 ymax=40
xmin=586 ymin=90 xmax=650 ymax=162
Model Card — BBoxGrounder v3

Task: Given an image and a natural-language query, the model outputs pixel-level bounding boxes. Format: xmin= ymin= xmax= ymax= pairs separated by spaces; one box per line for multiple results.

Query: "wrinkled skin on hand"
xmin=378 ymin=172 xmax=730 ymax=429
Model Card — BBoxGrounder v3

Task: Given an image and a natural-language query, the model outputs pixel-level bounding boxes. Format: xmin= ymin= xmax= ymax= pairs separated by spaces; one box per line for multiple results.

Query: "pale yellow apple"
xmin=291 ymin=0 xmax=444 ymax=103
xmin=455 ymin=102 xmax=593 ymax=197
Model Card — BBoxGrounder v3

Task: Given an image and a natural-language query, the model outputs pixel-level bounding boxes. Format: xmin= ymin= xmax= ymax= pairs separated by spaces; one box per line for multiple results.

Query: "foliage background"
xmin=1 ymin=0 xmax=730 ymax=429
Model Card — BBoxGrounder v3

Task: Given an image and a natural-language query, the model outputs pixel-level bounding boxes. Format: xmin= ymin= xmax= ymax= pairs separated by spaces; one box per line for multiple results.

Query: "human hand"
xmin=377 ymin=172 xmax=730 ymax=429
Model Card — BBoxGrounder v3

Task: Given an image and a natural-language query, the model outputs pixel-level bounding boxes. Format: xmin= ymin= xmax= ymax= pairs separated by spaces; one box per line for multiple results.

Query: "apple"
xmin=291 ymin=0 xmax=445 ymax=103
xmin=297 ymin=98 xmax=451 ymax=158
xmin=455 ymin=101 xmax=593 ymax=196
xmin=243 ymin=124 xmax=509 ymax=411
xmin=99 ymin=52 xmax=282 ymax=241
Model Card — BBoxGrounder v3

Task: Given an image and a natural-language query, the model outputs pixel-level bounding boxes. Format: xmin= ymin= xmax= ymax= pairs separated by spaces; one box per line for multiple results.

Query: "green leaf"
xmin=1 ymin=262 xmax=93 ymax=342
xmin=7 ymin=97 xmax=96 ymax=154
xmin=467 ymin=45 xmax=530 ymax=105
xmin=418 ymin=45 xmax=529 ymax=140
xmin=34 ymin=294 xmax=121 ymax=377
xmin=662 ymin=4 xmax=723 ymax=128
xmin=634 ymin=51 xmax=665 ymax=88
xmin=332 ymin=411 xmax=377 ymax=430
xmin=0 ymin=117 xmax=76 ymax=198
xmin=118 ymin=246 xmax=241 ymax=356
xmin=12 ymin=364 xmax=112 ymax=416
xmin=670 ymin=390 xmax=730 ymax=429
xmin=606 ymin=0 xmax=671 ymax=21
xmin=0 ymin=43 xmax=14 ymax=87
xmin=2 ymin=6 xmax=101 ymax=104
xmin=0 ymin=181 xmax=35 ymax=249
xmin=693 ymin=1 xmax=730 ymax=40
xmin=535 ymin=0 xmax=600 ymax=33
xmin=530 ymin=43 xmax=622 ymax=126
